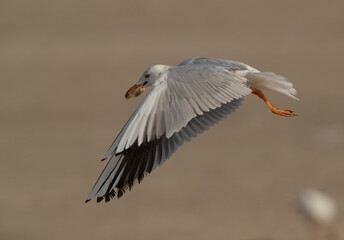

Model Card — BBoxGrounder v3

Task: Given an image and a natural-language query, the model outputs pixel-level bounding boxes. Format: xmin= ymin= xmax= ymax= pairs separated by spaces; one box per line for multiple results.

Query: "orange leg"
xmin=251 ymin=88 xmax=297 ymax=117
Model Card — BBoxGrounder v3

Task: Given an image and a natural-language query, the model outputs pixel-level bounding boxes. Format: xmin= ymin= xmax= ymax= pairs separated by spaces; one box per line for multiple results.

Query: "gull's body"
xmin=86 ymin=57 xmax=298 ymax=203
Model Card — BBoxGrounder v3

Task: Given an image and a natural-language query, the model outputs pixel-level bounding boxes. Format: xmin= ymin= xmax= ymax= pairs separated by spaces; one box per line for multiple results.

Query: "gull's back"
xmin=178 ymin=57 xmax=258 ymax=72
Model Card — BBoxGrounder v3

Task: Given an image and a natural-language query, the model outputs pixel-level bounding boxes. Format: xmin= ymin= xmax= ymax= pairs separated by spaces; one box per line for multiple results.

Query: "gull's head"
xmin=125 ymin=65 xmax=171 ymax=99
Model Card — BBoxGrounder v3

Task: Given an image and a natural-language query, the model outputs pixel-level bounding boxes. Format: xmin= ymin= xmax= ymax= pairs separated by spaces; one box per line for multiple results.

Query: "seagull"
xmin=86 ymin=57 xmax=298 ymax=203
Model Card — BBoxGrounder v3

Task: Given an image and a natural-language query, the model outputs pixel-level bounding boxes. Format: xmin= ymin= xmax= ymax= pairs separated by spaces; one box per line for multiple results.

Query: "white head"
xmin=125 ymin=64 xmax=171 ymax=99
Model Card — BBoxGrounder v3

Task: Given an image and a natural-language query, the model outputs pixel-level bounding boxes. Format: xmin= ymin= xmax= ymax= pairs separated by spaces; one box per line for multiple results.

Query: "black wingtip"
xmin=85 ymin=199 xmax=91 ymax=203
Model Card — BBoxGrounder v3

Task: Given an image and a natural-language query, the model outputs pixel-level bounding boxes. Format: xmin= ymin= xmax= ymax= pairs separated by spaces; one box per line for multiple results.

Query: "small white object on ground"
xmin=297 ymin=188 xmax=339 ymax=240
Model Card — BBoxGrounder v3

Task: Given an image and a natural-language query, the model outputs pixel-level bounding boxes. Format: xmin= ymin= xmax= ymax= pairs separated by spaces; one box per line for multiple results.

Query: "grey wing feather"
xmin=86 ymin=98 xmax=244 ymax=202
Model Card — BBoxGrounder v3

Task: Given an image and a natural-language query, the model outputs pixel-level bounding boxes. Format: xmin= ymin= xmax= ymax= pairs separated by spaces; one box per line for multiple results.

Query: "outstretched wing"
xmin=86 ymin=64 xmax=252 ymax=202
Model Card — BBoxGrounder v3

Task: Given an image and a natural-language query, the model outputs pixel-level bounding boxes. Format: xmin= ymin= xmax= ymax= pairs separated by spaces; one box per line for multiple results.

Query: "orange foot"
xmin=251 ymin=88 xmax=297 ymax=117
xmin=270 ymin=106 xmax=298 ymax=117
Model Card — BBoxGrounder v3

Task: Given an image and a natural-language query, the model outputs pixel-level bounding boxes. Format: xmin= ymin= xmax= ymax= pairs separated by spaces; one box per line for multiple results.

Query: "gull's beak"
xmin=125 ymin=82 xmax=146 ymax=99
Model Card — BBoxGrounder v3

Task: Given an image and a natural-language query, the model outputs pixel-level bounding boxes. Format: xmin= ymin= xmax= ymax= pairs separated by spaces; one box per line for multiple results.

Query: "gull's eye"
xmin=144 ymin=74 xmax=150 ymax=78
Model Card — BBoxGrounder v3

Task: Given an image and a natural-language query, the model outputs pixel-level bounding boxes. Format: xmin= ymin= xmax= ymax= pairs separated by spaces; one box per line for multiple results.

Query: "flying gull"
xmin=86 ymin=57 xmax=298 ymax=203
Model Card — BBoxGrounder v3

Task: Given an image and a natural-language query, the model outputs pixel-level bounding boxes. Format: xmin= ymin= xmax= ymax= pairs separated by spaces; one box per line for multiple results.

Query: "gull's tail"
xmin=246 ymin=72 xmax=298 ymax=100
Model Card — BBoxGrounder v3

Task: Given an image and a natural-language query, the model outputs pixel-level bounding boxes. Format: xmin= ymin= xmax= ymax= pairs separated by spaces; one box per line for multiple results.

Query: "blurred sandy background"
xmin=1 ymin=0 xmax=344 ymax=239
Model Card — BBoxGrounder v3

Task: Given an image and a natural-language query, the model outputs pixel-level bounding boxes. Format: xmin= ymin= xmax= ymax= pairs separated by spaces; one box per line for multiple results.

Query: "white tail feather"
xmin=246 ymin=72 xmax=298 ymax=100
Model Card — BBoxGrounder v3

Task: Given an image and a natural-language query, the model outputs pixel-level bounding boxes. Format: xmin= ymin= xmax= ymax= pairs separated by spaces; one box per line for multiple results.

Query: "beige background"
xmin=1 ymin=1 xmax=344 ymax=239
